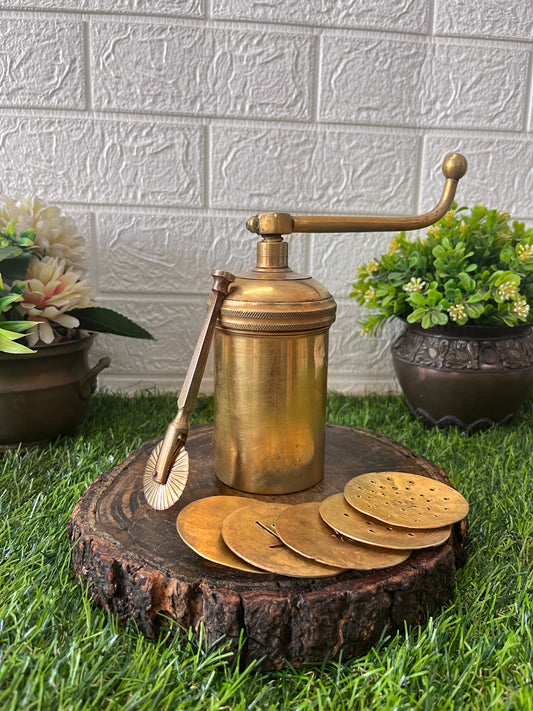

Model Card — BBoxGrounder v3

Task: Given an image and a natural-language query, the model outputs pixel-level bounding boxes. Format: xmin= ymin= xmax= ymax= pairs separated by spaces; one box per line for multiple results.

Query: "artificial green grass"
xmin=1 ymin=392 xmax=532 ymax=710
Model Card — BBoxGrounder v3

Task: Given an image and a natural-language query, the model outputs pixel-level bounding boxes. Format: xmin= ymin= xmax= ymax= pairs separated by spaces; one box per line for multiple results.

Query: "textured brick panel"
xmin=2 ymin=0 xmax=202 ymax=13
xmin=94 ymin=297 xmax=207 ymax=375
xmin=321 ymin=37 xmax=528 ymax=131
xmin=421 ymin=137 xmax=533 ymax=219
xmin=0 ymin=18 xmax=85 ymax=109
xmin=211 ymin=0 xmax=431 ymax=34
xmin=310 ymin=231 xmax=391 ymax=299
xmin=328 ymin=299 xmax=401 ymax=377
xmin=211 ymin=126 xmax=420 ymax=214
xmin=89 ymin=0 xmax=204 ymax=16
xmin=95 ymin=210 xmax=309 ymax=293
xmin=1 ymin=1 xmax=89 ymax=8
xmin=435 ymin=0 xmax=533 ymax=41
xmin=427 ymin=42 xmax=529 ymax=131
xmin=91 ymin=21 xmax=312 ymax=121
xmin=0 ymin=117 xmax=203 ymax=208
xmin=320 ymin=36 xmax=429 ymax=127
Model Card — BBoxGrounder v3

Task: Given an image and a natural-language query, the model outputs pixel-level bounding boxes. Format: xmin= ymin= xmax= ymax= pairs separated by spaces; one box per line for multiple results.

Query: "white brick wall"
xmin=0 ymin=2 xmax=531 ymax=395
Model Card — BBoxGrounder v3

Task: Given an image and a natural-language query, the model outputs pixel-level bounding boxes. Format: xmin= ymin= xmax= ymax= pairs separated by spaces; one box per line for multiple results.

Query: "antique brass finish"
xmin=144 ymin=270 xmax=234 ymax=510
xmin=214 ymin=262 xmax=336 ymax=494
xmin=221 ymin=501 xmax=345 ymax=577
xmin=176 ymin=496 xmax=266 ymax=573
xmin=275 ymin=502 xmax=410 ymax=569
xmin=214 ymin=152 xmax=467 ymax=496
xmin=320 ymin=493 xmax=451 ymax=549
xmin=246 ymin=153 xmax=467 ymax=236
xmin=144 ymin=442 xmax=189 ymax=512
xmin=344 ymin=472 xmax=469 ymax=529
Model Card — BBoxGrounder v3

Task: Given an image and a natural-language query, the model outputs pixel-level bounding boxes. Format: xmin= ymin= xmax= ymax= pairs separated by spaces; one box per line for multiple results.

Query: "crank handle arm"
xmin=246 ymin=152 xmax=467 ymax=236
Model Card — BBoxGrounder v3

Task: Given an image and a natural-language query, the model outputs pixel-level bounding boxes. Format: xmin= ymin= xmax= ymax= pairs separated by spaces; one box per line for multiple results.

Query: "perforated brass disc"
xmin=221 ymin=501 xmax=345 ymax=578
xmin=144 ymin=441 xmax=189 ymax=510
xmin=275 ymin=502 xmax=410 ymax=569
xmin=176 ymin=496 xmax=265 ymax=574
xmin=344 ymin=471 xmax=469 ymax=529
xmin=319 ymin=493 xmax=452 ymax=550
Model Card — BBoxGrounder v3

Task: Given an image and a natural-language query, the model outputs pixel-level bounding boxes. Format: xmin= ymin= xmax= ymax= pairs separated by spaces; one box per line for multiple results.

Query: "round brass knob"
xmin=442 ymin=152 xmax=468 ymax=181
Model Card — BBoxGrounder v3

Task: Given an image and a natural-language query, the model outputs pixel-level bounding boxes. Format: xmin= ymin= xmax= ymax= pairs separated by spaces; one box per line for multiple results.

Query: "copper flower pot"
xmin=392 ymin=322 xmax=533 ymax=432
xmin=0 ymin=335 xmax=110 ymax=447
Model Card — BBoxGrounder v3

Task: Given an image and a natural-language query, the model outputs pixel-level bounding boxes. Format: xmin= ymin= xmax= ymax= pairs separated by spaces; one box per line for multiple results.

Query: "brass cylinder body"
xmin=214 ymin=239 xmax=336 ymax=494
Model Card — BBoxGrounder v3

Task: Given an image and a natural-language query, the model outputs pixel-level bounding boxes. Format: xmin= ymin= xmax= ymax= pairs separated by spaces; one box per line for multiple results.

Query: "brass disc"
xmin=176 ymin=496 xmax=265 ymax=574
xmin=344 ymin=471 xmax=469 ymax=529
xmin=320 ymin=493 xmax=452 ymax=550
xmin=275 ymin=501 xmax=410 ymax=569
xmin=143 ymin=441 xmax=189 ymax=510
xmin=221 ymin=501 xmax=345 ymax=578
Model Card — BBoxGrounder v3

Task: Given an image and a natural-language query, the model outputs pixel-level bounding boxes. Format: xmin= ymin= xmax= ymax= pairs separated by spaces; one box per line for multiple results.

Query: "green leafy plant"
xmin=351 ymin=205 xmax=533 ymax=334
xmin=0 ymin=197 xmax=153 ymax=353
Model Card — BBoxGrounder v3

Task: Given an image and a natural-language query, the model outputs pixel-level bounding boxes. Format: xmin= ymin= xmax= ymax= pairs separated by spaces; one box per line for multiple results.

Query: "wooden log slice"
xmin=68 ymin=423 xmax=467 ymax=670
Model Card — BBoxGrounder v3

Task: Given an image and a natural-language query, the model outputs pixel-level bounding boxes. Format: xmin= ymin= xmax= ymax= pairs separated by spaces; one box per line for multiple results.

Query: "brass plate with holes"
xmin=275 ymin=501 xmax=410 ymax=569
xmin=221 ymin=501 xmax=345 ymax=577
xmin=176 ymin=496 xmax=265 ymax=573
xmin=344 ymin=471 xmax=469 ymax=529
xmin=320 ymin=493 xmax=451 ymax=549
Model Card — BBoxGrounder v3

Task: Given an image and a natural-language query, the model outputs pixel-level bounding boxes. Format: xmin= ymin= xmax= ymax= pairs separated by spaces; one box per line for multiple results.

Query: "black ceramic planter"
xmin=391 ymin=322 xmax=533 ymax=432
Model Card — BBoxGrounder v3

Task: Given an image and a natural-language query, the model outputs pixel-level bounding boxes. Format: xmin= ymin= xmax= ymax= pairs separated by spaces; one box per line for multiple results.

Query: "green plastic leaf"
xmin=69 ymin=307 xmax=154 ymax=340
xmin=421 ymin=313 xmax=432 ymax=329
xmin=0 ymin=320 xmax=36 ymax=332
xmin=0 ymin=335 xmax=35 ymax=354
xmin=1 ymin=253 xmax=32 ymax=282
xmin=18 ymin=229 xmax=35 ymax=245
xmin=0 ymin=244 xmax=22 ymax=262
xmin=408 ymin=292 xmax=426 ymax=306
xmin=0 ymin=321 xmax=36 ymax=354
xmin=4 ymin=220 xmax=17 ymax=239
xmin=0 ymin=292 xmax=23 ymax=312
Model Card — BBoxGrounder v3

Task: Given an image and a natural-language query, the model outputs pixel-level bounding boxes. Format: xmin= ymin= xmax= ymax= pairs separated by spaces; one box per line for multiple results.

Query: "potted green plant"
xmin=0 ymin=196 xmax=153 ymax=446
xmin=351 ymin=205 xmax=533 ymax=431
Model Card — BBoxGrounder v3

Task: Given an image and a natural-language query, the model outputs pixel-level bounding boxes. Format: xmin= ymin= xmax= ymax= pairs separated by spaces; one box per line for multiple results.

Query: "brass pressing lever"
xmin=246 ymin=152 xmax=467 ymax=236
xmin=144 ymin=270 xmax=235 ymax=510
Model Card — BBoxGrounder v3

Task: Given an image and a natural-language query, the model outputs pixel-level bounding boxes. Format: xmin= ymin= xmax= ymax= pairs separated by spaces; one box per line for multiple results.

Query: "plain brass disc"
xmin=344 ymin=471 xmax=469 ymax=529
xmin=275 ymin=501 xmax=410 ymax=569
xmin=221 ymin=501 xmax=345 ymax=578
xmin=320 ymin=493 xmax=452 ymax=550
xmin=176 ymin=496 xmax=266 ymax=574
xmin=144 ymin=441 xmax=189 ymax=510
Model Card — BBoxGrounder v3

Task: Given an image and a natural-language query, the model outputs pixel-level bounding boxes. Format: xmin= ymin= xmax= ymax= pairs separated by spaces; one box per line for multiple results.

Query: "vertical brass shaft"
xmin=152 ymin=270 xmax=234 ymax=486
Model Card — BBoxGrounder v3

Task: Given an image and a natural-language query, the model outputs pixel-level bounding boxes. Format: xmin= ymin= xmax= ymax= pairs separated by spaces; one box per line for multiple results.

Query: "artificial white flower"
xmin=518 ymin=244 xmax=533 ymax=262
xmin=403 ymin=277 xmax=426 ymax=293
xmin=512 ymin=298 xmax=530 ymax=318
xmin=363 ymin=286 xmax=375 ymax=303
xmin=448 ymin=304 xmax=467 ymax=322
xmin=16 ymin=256 xmax=94 ymax=345
xmin=498 ymin=281 xmax=518 ymax=301
xmin=0 ymin=196 xmax=84 ymax=266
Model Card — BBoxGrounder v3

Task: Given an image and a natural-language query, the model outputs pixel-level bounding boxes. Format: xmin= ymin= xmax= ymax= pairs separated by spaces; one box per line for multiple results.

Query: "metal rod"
xmin=151 ymin=270 xmax=234 ymax=485
xmin=246 ymin=153 xmax=467 ymax=237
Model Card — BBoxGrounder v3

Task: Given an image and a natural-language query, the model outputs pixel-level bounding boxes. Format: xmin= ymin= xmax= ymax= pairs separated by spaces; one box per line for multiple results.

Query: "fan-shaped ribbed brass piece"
xmin=143 ymin=441 xmax=189 ymax=510
xmin=221 ymin=501 xmax=345 ymax=578
xmin=320 ymin=493 xmax=451 ymax=549
xmin=275 ymin=501 xmax=410 ymax=569
xmin=344 ymin=471 xmax=469 ymax=529
xmin=176 ymin=496 xmax=266 ymax=574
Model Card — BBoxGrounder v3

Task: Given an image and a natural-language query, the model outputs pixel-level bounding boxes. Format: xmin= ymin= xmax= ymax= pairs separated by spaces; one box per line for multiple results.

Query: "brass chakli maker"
xmin=147 ymin=152 xmax=467 ymax=506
